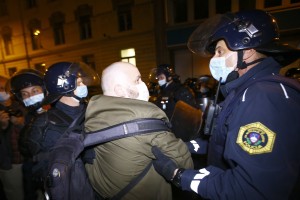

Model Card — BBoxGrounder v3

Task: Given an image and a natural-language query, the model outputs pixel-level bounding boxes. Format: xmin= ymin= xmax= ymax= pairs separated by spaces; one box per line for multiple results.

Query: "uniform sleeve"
xmin=180 ymin=82 xmax=300 ymax=200
xmin=151 ymin=131 xmax=194 ymax=169
xmin=185 ymin=137 xmax=208 ymax=155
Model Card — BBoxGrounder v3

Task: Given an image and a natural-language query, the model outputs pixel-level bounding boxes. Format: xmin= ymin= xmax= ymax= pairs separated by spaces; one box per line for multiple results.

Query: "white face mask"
xmin=0 ymin=92 xmax=10 ymax=102
xmin=75 ymin=85 xmax=88 ymax=98
xmin=136 ymin=82 xmax=150 ymax=101
xmin=158 ymin=79 xmax=167 ymax=86
xmin=23 ymin=93 xmax=44 ymax=107
xmin=209 ymin=53 xmax=237 ymax=83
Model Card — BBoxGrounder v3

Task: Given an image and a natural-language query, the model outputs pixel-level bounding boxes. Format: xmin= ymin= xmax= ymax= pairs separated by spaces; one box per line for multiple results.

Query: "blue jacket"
xmin=181 ymin=57 xmax=300 ymax=200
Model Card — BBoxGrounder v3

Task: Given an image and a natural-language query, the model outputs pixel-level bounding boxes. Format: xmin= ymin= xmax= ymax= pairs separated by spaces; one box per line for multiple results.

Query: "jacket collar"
xmin=220 ymin=57 xmax=281 ymax=97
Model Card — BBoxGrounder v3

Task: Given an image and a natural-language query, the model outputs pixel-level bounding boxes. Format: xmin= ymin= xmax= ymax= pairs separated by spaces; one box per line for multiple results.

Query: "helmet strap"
xmin=237 ymin=50 xmax=265 ymax=69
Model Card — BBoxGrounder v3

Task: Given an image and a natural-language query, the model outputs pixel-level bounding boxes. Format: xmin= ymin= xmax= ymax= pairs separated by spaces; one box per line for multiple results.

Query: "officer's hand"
xmin=151 ymin=146 xmax=178 ymax=181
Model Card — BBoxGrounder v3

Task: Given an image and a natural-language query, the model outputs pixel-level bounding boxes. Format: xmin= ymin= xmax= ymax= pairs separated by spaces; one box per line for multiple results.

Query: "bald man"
xmin=84 ymin=62 xmax=193 ymax=200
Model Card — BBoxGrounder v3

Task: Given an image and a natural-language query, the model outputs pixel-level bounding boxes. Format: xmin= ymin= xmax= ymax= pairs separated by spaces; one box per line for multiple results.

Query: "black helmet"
xmin=10 ymin=69 xmax=45 ymax=100
xmin=188 ymin=9 xmax=300 ymax=66
xmin=43 ymin=61 xmax=100 ymax=104
xmin=156 ymin=64 xmax=176 ymax=80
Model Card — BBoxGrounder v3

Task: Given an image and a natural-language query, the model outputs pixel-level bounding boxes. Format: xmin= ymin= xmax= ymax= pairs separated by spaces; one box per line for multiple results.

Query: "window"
xmin=121 ymin=48 xmax=136 ymax=65
xmin=26 ymin=0 xmax=37 ymax=9
xmin=239 ymin=0 xmax=256 ymax=10
xmin=34 ymin=63 xmax=46 ymax=73
xmin=8 ymin=67 xmax=16 ymax=76
xmin=173 ymin=0 xmax=187 ymax=23
xmin=28 ymin=19 xmax=42 ymax=50
xmin=49 ymin=12 xmax=65 ymax=45
xmin=117 ymin=4 xmax=132 ymax=31
xmin=194 ymin=0 xmax=209 ymax=20
xmin=75 ymin=4 xmax=93 ymax=40
xmin=216 ymin=0 xmax=231 ymax=14
xmin=0 ymin=0 xmax=8 ymax=17
xmin=1 ymin=26 xmax=13 ymax=55
xmin=291 ymin=0 xmax=300 ymax=3
xmin=82 ymin=54 xmax=95 ymax=69
xmin=264 ymin=0 xmax=282 ymax=8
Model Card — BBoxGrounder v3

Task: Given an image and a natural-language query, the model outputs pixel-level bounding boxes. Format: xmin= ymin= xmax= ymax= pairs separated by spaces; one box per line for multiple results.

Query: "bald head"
xmin=101 ymin=62 xmax=140 ymax=97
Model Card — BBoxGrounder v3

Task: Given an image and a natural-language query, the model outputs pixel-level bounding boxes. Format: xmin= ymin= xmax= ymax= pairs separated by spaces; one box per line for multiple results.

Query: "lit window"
xmin=28 ymin=19 xmax=42 ymax=50
xmin=121 ymin=48 xmax=136 ymax=65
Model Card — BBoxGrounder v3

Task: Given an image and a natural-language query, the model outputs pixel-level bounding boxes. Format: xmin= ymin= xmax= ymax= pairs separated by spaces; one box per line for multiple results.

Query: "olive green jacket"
xmin=84 ymin=95 xmax=193 ymax=200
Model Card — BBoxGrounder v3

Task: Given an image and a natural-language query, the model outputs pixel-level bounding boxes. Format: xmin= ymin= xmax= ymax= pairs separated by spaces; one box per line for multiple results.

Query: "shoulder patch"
xmin=236 ymin=122 xmax=276 ymax=155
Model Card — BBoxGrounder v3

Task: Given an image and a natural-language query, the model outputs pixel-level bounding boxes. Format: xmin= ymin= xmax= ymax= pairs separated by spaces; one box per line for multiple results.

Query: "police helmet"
xmin=10 ymin=69 xmax=45 ymax=100
xmin=188 ymin=9 xmax=300 ymax=66
xmin=156 ymin=64 xmax=176 ymax=80
xmin=43 ymin=61 xmax=100 ymax=104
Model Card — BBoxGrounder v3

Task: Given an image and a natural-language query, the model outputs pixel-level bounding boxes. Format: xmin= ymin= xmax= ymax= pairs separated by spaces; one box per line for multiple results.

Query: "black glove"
xmin=151 ymin=146 xmax=178 ymax=181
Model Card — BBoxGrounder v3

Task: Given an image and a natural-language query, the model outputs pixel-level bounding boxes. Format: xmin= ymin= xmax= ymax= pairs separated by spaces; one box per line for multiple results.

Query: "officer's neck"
xmin=59 ymin=96 xmax=80 ymax=107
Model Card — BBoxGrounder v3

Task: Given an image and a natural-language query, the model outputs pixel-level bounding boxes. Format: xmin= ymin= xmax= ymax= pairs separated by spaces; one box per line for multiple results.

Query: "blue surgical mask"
xmin=158 ymin=79 xmax=167 ymax=86
xmin=23 ymin=93 xmax=44 ymax=107
xmin=209 ymin=53 xmax=237 ymax=83
xmin=0 ymin=92 xmax=10 ymax=102
xmin=75 ymin=85 xmax=88 ymax=98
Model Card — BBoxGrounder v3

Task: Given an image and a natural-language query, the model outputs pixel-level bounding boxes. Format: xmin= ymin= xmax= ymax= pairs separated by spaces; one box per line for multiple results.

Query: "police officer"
xmin=9 ymin=69 xmax=48 ymax=200
xmin=152 ymin=64 xmax=197 ymax=119
xmin=19 ymin=62 xmax=100 ymax=195
xmin=10 ymin=69 xmax=47 ymax=122
xmin=151 ymin=10 xmax=300 ymax=200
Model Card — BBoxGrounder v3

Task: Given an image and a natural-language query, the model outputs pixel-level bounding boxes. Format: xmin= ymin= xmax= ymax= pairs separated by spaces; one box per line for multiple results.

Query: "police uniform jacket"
xmin=180 ymin=57 xmax=300 ymax=200
xmin=84 ymin=95 xmax=194 ymax=200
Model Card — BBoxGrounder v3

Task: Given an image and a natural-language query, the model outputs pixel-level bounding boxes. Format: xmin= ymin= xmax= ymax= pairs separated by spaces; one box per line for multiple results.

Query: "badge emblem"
xmin=236 ymin=122 xmax=276 ymax=155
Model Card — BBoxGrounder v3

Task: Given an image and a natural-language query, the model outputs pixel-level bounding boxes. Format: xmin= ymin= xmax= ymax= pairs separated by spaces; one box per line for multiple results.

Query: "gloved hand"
xmin=151 ymin=146 xmax=178 ymax=181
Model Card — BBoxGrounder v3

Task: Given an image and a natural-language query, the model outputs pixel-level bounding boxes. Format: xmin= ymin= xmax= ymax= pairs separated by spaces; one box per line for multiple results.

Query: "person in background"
xmin=152 ymin=64 xmax=197 ymax=119
xmin=84 ymin=61 xmax=193 ymax=200
xmin=9 ymin=69 xmax=48 ymax=200
xmin=151 ymin=9 xmax=300 ymax=200
xmin=0 ymin=75 xmax=25 ymax=200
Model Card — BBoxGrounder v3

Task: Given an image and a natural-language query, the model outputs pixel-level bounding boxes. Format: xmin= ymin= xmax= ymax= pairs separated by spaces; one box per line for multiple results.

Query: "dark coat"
xmin=181 ymin=57 xmax=300 ymax=200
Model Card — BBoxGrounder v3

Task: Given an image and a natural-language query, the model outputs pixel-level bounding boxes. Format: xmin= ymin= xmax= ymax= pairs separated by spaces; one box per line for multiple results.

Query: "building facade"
xmin=0 ymin=0 xmax=159 ymax=81
xmin=163 ymin=0 xmax=300 ymax=81
xmin=0 ymin=0 xmax=299 ymax=84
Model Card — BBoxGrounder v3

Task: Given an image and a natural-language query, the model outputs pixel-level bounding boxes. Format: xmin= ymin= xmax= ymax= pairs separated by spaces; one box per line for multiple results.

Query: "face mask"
xmin=0 ymin=92 xmax=10 ymax=102
xmin=75 ymin=85 xmax=88 ymax=98
xmin=158 ymin=79 xmax=167 ymax=86
xmin=136 ymin=82 xmax=150 ymax=101
xmin=209 ymin=53 xmax=237 ymax=83
xmin=23 ymin=93 xmax=44 ymax=107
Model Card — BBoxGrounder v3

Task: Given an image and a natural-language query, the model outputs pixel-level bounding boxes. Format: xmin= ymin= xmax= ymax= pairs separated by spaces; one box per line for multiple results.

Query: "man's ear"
xmin=114 ymin=84 xmax=126 ymax=97
xmin=243 ymin=49 xmax=255 ymax=60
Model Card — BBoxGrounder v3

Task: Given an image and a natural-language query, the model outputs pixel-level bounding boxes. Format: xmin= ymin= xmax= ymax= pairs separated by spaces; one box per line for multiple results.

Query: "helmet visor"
xmin=66 ymin=62 xmax=100 ymax=87
xmin=187 ymin=14 xmax=233 ymax=56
